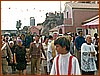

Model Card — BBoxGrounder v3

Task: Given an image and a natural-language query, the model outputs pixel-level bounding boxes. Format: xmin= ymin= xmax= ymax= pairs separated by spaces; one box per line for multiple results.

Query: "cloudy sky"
xmin=1 ymin=1 xmax=67 ymax=30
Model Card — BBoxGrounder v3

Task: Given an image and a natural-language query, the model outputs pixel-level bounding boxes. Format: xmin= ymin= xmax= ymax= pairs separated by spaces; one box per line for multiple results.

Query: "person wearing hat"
xmin=1 ymin=39 xmax=13 ymax=75
xmin=14 ymin=39 xmax=27 ymax=75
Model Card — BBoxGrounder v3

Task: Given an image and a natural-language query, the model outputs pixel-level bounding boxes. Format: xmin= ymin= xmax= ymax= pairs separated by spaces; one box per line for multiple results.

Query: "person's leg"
xmin=87 ymin=71 xmax=95 ymax=75
xmin=82 ymin=70 xmax=95 ymax=75
xmin=44 ymin=66 xmax=48 ymax=74
xmin=36 ymin=58 xmax=41 ymax=75
xmin=31 ymin=58 xmax=36 ymax=74
xmin=47 ymin=61 xmax=50 ymax=74
xmin=23 ymin=69 xmax=27 ymax=75
xmin=74 ymin=46 xmax=77 ymax=57
xmin=18 ymin=70 xmax=22 ymax=75
xmin=2 ymin=59 xmax=8 ymax=75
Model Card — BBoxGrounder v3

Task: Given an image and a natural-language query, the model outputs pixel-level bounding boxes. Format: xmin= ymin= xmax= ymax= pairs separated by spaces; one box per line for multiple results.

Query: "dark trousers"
xmin=82 ymin=70 xmax=95 ymax=75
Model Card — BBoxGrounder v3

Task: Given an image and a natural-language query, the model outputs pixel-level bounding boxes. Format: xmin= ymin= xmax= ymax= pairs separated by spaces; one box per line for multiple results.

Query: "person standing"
xmin=92 ymin=33 xmax=99 ymax=70
xmin=50 ymin=36 xmax=81 ymax=75
xmin=1 ymin=38 xmax=13 ymax=75
xmin=75 ymin=31 xmax=86 ymax=64
xmin=29 ymin=35 xmax=46 ymax=75
xmin=14 ymin=39 xmax=27 ymax=75
xmin=9 ymin=41 xmax=16 ymax=73
xmin=25 ymin=32 xmax=32 ymax=48
xmin=47 ymin=33 xmax=58 ymax=74
xmin=41 ymin=36 xmax=49 ymax=74
xmin=81 ymin=35 xmax=97 ymax=75
xmin=21 ymin=34 xmax=26 ymax=47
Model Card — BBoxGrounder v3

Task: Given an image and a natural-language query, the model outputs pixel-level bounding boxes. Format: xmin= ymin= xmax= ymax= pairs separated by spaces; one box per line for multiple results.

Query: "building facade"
xmin=63 ymin=2 xmax=99 ymax=33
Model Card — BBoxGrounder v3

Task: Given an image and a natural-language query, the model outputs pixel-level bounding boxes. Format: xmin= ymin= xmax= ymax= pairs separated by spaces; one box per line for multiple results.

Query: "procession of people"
xmin=1 ymin=31 xmax=99 ymax=75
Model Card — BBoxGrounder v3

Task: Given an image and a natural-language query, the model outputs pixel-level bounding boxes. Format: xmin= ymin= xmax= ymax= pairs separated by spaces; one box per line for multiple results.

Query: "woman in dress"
xmin=14 ymin=39 xmax=27 ymax=75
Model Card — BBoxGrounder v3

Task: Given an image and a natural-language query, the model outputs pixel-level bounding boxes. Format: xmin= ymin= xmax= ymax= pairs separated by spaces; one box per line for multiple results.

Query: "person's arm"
xmin=29 ymin=42 xmax=33 ymax=56
xmin=50 ymin=58 xmax=56 ymax=75
xmin=41 ymin=44 xmax=47 ymax=59
xmin=73 ymin=57 xmax=81 ymax=75
xmin=14 ymin=53 xmax=16 ymax=64
xmin=90 ymin=44 xmax=97 ymax=58
xmin=75 ymin=38 xmax=80 ymax=51
xmin=1 ymin=43 xmax=6 ymax=51
xmin=13 ymin=47 xmax=17 ymax=64
xmin=7 ymin=43 xmax=13 ymax=63
xmin=47 ymin=43 xmax=53 ymax=61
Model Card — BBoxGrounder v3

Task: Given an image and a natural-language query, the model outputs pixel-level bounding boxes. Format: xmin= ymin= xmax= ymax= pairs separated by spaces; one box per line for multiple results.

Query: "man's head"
xmin=94 ymin=33 xmax=98 ymax=38
xmin=21 ymin=34 xmax=25 ymax=39
xmin=78 ymin=31 xmax=83 ymax=37
xmin=35 ymin=35 xmax=40 ymax=42
xmin=53 ymin=32 xmax=58 ymax=40
xmin=9 ymin=41 xmax=14 ymax=47
xmin=49 ymin=35 xmax=53 ymax=40
xmin=54 ymin=36 xmax=70 ymax=54
xmin=86 ymin=35 xmax=92 ymax=44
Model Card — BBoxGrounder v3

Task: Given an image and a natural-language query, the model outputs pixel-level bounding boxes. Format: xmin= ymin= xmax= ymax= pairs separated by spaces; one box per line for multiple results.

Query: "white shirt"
xmin=33 ymin=41 xmax=40 ymax=47
xmin=81 ymin=43 xmax=97 ymax=72
xmin=50 ymin=52 xmax=81 ymax=75
xmin=47 ymin=40 xmax=53 ymax=61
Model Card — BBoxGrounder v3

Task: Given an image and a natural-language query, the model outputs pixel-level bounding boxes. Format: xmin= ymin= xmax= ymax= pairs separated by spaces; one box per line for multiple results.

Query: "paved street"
xmin=7 ymin=62 xmax=99 ymax=75
xmin=8 ymin=62 xmax=31 ymax=75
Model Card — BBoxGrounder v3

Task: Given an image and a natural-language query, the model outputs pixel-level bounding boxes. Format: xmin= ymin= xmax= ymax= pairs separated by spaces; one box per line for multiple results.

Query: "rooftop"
xmin=65 ymin=3 xmax=99 ymax=9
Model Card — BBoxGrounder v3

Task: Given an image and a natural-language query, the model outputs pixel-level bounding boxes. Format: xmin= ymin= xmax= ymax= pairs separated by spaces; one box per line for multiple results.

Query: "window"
xmin=67 ymin=12 xmax=68 ymax=18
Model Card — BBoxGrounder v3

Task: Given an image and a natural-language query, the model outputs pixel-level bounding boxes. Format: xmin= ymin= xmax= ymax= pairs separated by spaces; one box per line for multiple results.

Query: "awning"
xmin=82 ymin=18 xmax=99 ymax=28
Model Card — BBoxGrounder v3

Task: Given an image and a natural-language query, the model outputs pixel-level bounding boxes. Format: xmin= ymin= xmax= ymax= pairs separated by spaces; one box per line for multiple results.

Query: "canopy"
xmin=82 ymin=18 xmax=99 ymax=28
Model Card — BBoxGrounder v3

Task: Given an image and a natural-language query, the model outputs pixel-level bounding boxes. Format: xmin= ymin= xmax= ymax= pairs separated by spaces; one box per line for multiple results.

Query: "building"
xmin=42 ymin=12 xmax=64 ymax=35
xmin=63 ymin=2 xmax=99 ymax=33
xmin=70 ymin=1 xmax=99 ymax=4
xmin=29 ymin=25 xmax=43 ymax=35
xmin=30 ymin=17 xmax=35 ymax=26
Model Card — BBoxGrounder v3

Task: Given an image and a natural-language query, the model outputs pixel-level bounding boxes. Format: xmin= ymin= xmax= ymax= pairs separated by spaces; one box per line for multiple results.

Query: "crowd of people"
xmin=1 ymin=31 xmax=99 ymax=75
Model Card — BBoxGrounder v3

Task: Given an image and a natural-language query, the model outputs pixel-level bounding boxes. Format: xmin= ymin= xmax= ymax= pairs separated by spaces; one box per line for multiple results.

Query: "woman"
xmin=14 ymin=39 xmax=27 ymax=75
xmin=81 ymin=35 xmax=97 ymax=75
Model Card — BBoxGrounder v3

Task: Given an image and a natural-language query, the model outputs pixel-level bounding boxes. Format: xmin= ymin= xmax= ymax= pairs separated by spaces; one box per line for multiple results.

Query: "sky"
xmin=1 ymin=1 xmax=67 ymax=30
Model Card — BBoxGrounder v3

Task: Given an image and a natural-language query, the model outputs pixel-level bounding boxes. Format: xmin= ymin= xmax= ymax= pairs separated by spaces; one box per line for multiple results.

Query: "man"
xmin=92 ymin=33 xmax=99 ymax=70
xmin=29 ymin=35 xmax=46 ymax=75
xmin=50 ymin=36 xmax=81 ymax=75
xmin=47 ymin=35 xmax=53 ymax=74
xmin=9 ymin=41 xmax=16 ymax=73
xmin=1 ymin=38 xmax=13 ymax=75
xmin=81 ymin=35 xmax=97 ymax=75
xmin=47 ymin=33 xmax=58 ymax=74
xmin=25 ymin=32 xmax=32 ymax=48
xmin=75 ymin=31 xmax=86 ymax=64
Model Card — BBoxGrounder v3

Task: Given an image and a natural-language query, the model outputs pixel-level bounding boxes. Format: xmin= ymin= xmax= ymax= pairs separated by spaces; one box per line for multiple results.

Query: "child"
xmin=50 ymin=36 xmax=81 ymax=75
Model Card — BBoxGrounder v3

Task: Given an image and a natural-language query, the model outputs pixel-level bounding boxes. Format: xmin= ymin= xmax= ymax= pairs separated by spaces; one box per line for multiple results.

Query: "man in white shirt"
xmin=81 ymin=35 xmax=97 ymax=75
xmin=50 ymin=36 xmax=81 ymax=75
xmin=47 ymin=35 xmax=53 ymax=74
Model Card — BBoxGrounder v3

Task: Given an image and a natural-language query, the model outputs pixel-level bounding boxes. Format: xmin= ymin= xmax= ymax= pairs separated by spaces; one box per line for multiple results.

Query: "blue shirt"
xmin=75 ymin=36 xmax=86 ymax=51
